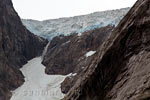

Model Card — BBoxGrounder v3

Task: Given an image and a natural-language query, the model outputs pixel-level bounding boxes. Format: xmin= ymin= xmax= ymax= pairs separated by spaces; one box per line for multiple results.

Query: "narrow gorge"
xmin=1 ymin=0 xmax=150 ymax=100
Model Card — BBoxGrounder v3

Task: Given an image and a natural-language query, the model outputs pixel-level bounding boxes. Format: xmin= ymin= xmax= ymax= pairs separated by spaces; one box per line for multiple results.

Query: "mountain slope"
xmin=63 ymin=0 xmax=150 ymax=100
xmin=42 ymin=25 xmax=114 ymax=94
xmin=0 ymin=0 xmax=47 ymax=99
xmin=22 ymin=8 xmax=129 ymax=40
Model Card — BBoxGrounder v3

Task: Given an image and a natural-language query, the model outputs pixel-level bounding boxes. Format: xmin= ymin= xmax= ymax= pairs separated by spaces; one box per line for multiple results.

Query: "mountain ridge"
xmin=22 ymin=7 xmax=130 ymax=22
xmin=22 ymin=8 xmax=129 ymax=40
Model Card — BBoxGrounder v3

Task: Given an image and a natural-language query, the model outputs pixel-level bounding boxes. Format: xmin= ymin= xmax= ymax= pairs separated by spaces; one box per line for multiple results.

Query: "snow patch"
xmin=66 ymin=73 xmax=77 ymax=79
xmin=78 ymin=32 xmax=82 ymax=36
xmin=85 ymin=51 xmax=96 ymax=57
xmin=62 ymin=40 xmax=70 ymax=46
xmin=71 ymin=73 xmax=77 ymax=76
xmin=10 ymin=57 xmax=68 ymax=100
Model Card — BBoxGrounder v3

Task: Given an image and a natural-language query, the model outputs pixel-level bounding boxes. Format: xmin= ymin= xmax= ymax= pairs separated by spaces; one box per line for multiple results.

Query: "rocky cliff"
xmin=0 ymin=0 xmax=48 ymax=100
xmin=42 ymin=25 xmax=114 ymax=94
xmin=63 ymin=0 xmax=150 ymax=100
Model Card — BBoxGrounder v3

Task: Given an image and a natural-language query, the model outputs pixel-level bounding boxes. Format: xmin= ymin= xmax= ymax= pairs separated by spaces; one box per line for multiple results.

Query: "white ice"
xmin=86 ymin=51 xmax=96 ymax=57
xmin=78 ymin=32 xmax=82 ymax=36
xmin=71 ymin=73 xmax=77 ymax=76
xmin=22 ymin=8 xmax=129 ymax=40
xmin=10 ymin=57 xmax=68 ymax=100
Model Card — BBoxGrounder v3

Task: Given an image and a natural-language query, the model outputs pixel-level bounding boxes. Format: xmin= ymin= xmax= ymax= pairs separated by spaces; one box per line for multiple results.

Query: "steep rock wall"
xmin=0 ymin=0 xmax=48 ymax=99
xmin=63 ymin=0 xmax=150 ymax=100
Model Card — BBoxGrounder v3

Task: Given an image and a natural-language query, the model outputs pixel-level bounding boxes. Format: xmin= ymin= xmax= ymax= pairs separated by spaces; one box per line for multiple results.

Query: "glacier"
xmin=10 ymin=57 xmax=70 ymax=100
xmin=22 ymin=8 xmax=130 ymax=40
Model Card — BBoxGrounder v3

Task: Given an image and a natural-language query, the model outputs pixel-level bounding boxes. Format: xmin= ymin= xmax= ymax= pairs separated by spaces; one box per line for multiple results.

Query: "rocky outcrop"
xmin=63 ymin=0 xmax=150 ymax=100
xmin=0 ymin=0 xmax=48 ymax=100
xmin=42 ymin=25 xmax=114 ymax=93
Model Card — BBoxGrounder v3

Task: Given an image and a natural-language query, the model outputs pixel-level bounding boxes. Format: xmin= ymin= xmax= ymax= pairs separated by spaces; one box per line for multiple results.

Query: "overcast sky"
xmin=12 ymin=0 xmax=137 ymax=21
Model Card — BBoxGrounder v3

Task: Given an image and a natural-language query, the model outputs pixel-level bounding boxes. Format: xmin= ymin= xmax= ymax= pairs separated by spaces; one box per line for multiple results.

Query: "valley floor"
xmin=10 ymin=57 xmax=67 ymax=100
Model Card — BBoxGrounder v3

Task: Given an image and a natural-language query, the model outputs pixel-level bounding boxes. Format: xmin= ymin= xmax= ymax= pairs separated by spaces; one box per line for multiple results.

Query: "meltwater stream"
xmin=10 ymin=57 xmax=69 ymax=100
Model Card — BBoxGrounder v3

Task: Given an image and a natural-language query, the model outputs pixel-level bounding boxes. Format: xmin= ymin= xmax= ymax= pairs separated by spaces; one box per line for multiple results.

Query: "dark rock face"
xmin=0 ymin=0 xmax=48 ymax=99
xmin=42 ymin=26 xmax=114 ymax=93
xmin=63 ymin=0 xmax=150 ymax=100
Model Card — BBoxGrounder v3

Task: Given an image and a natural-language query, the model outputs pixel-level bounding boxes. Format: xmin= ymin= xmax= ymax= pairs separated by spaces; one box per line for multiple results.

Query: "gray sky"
xmin=12 ymin=0 xmax=137 ymax=21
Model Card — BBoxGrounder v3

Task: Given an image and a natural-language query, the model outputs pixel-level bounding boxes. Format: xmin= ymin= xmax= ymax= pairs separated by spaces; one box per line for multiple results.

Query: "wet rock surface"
xmin=42 ymin=25 xmax=114 ymax=93
xmin=63 ymin=0 xmax=150 ymax=100
xmin=0 ymin=0 xmax=48 ymax=99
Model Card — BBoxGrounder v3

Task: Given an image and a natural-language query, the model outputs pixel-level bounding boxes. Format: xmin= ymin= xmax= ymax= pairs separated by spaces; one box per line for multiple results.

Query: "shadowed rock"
xmin=0 ymin=0 xmax=48 ymax=99
xmin=63 ymin=0 xmax=150 ymax=100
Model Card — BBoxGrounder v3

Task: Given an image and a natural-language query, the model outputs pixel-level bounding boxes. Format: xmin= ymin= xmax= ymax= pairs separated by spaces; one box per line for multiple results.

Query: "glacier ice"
xmin=22 ymin=8 xmax=130 ymax=40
